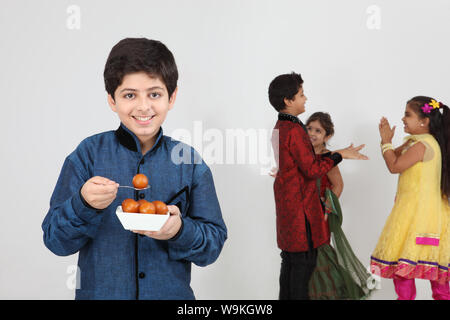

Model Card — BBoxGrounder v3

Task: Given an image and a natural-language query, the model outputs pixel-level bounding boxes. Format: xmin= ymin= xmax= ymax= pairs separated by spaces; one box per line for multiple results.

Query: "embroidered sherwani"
xmin=272 ymin=113 xmax=342 ymax=252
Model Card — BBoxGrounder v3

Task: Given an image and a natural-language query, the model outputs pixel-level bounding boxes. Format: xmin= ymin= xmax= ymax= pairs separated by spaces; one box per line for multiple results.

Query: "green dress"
xmin=309 ymin=183 xmax=375 ymax=300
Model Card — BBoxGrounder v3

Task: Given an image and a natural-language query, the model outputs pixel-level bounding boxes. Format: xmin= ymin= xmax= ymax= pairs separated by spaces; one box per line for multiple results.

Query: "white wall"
xmin=1 ymin=0 xmax=449 ymax=300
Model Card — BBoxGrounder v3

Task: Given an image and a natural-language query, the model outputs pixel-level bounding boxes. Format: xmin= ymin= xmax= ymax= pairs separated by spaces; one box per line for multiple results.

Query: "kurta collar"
xmin=278 ymin=112 xmax=307 ymax=131
xmin=115 ymin=123 xmax=164 ymax=154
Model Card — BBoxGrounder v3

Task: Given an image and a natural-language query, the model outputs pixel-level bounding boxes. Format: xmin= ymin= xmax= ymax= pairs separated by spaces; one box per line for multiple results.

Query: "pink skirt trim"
xmin=370 ymin=256 xmax=449 ymax=284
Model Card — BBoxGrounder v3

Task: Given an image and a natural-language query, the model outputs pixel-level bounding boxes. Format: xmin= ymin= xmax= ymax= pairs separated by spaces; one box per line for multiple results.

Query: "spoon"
xmin=118 ymin=185 xmax=150 ymax=191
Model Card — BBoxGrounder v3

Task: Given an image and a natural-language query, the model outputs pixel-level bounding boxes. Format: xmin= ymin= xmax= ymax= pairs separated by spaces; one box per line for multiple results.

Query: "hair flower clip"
xmin=421 ymin=103 xmax=433 ymax=114
xmin=429 ymin=99 xmax=440 ymax=109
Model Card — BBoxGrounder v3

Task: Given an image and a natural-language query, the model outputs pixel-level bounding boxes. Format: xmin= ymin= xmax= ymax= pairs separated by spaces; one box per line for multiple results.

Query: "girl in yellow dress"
xmin=371 ymin=96 xmax=450 ymax=300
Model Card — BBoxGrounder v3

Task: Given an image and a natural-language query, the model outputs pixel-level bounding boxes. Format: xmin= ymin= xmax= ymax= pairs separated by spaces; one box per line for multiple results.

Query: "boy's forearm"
xmin=297 ymin=158 xmax=334 ymax=179
xmin=289 ymin=131 xmax=339 ymax=179
xmin=168 ymin=217 xmax=227 ymax=266
xmin=42 ymin=158 xmax=104 ymax=256
xmin=167 ymin=169 xmax=227 ymax=266
xmin=42 ymin=192 xmax=103 ymax=256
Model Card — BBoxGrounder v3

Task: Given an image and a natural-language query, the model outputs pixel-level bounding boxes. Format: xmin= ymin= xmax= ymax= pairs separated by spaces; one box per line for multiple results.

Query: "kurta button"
xmin=139 ymin=193 xmax=145 ymax=199
xmin=139 ymin=272 xmax=146 ymax=279
xmin=140 ymin=159 xmax=145 ymax=165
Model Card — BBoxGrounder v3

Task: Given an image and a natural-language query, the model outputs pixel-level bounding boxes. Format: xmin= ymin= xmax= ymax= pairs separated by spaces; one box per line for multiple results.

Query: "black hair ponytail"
xmin=441 ymin=103 xmax=450 ymax=199
xmin=407 ymin=96 xmax=450 ymax=199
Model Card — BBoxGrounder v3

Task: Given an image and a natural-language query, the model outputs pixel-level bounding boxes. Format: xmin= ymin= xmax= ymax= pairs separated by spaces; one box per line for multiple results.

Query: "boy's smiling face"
xmin=283 ymin=86 xmax=307 ymax=116
xmin=108 ymin=71 xmax=177 ymax=151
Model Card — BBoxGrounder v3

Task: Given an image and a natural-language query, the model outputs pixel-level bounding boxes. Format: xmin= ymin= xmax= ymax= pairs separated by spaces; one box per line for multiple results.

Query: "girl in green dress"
xmin=306 ymin=112 xmax=374 ymax=300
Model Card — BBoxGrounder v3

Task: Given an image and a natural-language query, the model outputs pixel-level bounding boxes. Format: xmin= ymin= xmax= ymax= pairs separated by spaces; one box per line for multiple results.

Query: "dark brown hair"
xmin=103 ymin=38 xmax=178 ymax=100
xmin=306 ymin=112 xmax=335 ymax=140
xmin=268 ymin=72 xmax=303 ymax=111
xmin=407 ymin=96 xmax=450 ymax=198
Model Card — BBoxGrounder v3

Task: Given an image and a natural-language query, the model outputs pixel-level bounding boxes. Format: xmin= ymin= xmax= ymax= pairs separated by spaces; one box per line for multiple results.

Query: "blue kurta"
xmin=42 ymin=123 xmax=227 ymax=299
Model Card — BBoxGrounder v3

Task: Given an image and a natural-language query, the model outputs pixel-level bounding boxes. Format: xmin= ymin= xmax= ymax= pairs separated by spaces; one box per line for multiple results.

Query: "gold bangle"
xmin=381 ymin=143 xmax=394 ymax=155
xmin=382 ymin=146 xmax=394 ymax=155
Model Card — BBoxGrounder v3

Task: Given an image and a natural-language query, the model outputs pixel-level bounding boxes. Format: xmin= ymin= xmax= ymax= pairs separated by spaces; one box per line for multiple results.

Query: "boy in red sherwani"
xmin=268 ymin=72 xmax=367 ymax=299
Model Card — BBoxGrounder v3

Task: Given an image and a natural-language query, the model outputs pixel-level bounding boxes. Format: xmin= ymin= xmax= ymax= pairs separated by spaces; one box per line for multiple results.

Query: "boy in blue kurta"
xmin=42 ymin=38 xmax=227 ymax=300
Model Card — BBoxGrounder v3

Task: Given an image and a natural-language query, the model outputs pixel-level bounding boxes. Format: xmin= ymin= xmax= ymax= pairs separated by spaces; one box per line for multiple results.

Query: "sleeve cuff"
xmin=323 ymin=152 xmax=343 ymax=166
xmin=168 ymin=217 xmax=196 ymax=247
xmin=78 ymin=188 xmax=103 ymax=213
xmin=72 ymin=189 xmax=103 ymax=224
xmin=169 ymin=215 xmax=184 ymax=241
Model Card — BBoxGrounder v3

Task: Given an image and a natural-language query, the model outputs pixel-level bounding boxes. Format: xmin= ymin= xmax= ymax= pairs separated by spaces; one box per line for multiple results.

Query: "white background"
xmin=1 ymin=0 xmax=449 ymax=300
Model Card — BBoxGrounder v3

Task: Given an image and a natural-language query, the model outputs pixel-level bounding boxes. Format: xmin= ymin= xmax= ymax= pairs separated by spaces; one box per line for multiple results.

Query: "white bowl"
xmin=115 ymin=206 xmax=170 ymax=231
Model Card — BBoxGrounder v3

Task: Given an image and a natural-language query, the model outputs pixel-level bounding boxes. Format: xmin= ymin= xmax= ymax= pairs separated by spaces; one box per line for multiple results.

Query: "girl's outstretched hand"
xmin=379 ymin=117 xmax=396 ymax=144
xmin=336 ymin=144 xmax=369 ymax=160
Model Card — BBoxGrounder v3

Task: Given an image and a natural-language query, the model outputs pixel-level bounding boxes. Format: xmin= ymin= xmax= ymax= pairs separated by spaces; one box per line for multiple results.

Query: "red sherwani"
xmin=272 ymin=113 xmax=340 ymax=252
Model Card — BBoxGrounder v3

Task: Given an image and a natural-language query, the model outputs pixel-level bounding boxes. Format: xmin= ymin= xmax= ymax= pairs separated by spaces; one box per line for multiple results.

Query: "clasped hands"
xmin=379 ymin=117 xmax=396 ymax=144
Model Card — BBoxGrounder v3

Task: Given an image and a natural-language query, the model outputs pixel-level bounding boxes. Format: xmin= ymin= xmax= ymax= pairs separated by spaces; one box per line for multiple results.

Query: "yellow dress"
xmin=371 ymin=134 xmax=450 ymax=284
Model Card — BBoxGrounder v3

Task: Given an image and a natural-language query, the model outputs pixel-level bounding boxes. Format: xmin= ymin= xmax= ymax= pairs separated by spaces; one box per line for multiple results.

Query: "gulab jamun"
xmin=132 ymin=173 xmax=148 ymax=189
xmin=152 ymin=200 xmax=168 ymax=215
xmin=121 ymin=198 xmax=140 ymax=213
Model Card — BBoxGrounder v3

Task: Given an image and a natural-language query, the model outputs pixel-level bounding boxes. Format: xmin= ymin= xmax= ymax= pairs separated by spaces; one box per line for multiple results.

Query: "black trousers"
xmin=279 ymin=215 xmax=318 ymax=300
